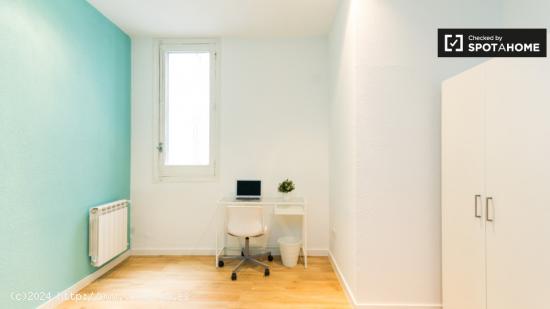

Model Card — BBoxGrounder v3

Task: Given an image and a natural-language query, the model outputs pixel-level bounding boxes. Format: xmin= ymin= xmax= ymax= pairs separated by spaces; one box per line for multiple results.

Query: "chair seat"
xmin=227 ymin=226 xmax=267 ymax=238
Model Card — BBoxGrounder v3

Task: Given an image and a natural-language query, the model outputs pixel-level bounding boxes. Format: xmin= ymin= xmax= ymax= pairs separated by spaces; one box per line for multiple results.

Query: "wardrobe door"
xmin=442 ymin=64 xmax=486 ymax=309
xmin=485 ymin=59 xmax=550 ymax=309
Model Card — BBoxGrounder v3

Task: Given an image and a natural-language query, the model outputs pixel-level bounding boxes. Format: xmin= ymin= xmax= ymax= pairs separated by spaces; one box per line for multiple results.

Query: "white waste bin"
xmin=278 ymin=236 xmax=302 ymax=267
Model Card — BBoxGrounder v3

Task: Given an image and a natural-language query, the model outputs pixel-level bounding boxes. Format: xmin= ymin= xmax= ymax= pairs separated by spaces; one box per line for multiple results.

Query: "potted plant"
xmin=278 ymin=179 xmax=295 ymax=201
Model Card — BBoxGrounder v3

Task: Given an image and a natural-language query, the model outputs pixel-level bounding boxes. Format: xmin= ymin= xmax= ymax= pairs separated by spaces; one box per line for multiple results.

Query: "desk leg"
xmin=218 ymin=205 xmax=221 ymax=267
xmin=303 ymin=212 xmax=308 ymax=268
xmin=215 ymin=204 xmax=225 ymax=268
xmin=216 ymin=237 xmax=221 ymax=267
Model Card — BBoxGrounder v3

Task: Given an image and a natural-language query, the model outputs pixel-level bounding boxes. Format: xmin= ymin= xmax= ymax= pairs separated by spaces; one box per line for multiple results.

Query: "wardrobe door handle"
xmin=486 ymin=197 xmax=494 ymax=222
xmin=474 ymin=195 xmax=482 ymax=218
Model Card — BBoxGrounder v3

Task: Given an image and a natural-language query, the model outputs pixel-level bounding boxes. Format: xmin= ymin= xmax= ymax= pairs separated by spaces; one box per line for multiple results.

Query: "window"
xmin=155 ymin=40 xmax=218 ymax=181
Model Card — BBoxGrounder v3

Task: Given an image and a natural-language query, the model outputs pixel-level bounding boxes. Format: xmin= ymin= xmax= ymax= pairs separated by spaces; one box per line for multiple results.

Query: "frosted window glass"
xmin=165 ymin=52 xmax=210 ymax=166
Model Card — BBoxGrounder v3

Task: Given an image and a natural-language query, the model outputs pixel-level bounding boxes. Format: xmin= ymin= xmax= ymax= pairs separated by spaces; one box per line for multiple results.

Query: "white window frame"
xmin=153 ymin=39 xmax=219 ymax=182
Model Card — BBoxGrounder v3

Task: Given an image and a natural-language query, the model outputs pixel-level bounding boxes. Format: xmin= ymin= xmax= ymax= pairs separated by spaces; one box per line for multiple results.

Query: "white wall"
xmin=502 ymin=0 xmax=550 ymax=32
xmin=328 ymin=0 xmax=358 ymax=298
xmin=329 ymin=0 xmax=502 ymax=307
xmin=131 ymin=37 xmax=330 ymax=253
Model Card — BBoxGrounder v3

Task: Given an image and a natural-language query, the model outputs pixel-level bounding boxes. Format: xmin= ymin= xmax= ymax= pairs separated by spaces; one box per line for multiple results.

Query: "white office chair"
xmin=218 ymin=206 xmax=273 ymax=280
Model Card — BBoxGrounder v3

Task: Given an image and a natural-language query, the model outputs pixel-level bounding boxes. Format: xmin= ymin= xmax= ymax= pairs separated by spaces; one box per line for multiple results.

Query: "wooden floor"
xmin=58 ymin=256 xmax=350 ymax=308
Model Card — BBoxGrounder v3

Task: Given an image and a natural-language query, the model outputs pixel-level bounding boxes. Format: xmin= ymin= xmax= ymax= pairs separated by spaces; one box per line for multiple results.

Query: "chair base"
xmin=219 ymin=237 xmax=273 ymax=280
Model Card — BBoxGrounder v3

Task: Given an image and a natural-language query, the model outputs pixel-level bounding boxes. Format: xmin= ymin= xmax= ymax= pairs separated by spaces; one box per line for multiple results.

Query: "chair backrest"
xmin=226 ymin=206 xmax=264 ymax=237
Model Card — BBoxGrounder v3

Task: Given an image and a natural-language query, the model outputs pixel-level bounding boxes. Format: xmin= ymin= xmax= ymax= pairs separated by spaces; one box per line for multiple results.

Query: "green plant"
xmin=278 ymin=179 xmax=295 ymax=193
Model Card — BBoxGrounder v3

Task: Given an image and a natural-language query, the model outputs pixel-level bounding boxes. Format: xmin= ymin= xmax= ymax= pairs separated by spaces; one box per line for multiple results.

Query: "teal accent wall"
xmin=0 ymin=1 xmax=131 ymax=308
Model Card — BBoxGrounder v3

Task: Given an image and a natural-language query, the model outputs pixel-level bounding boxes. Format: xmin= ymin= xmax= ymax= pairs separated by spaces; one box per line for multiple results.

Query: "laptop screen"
xmin=236 ymin=180 xmax=261 ymax=197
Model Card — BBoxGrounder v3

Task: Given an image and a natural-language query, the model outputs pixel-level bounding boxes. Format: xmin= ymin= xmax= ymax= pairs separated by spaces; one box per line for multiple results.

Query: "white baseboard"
xmin=131 ymin=247 xmax=328 ymax=256
xmin=304 ymin=248 xmax=328 ymax=256
xmin=328 ymin=251 xmax=359 ymax=306
xmin=131 ymin=248 xmax=216 ymax=255
xmin=328 ymin=251 xmax=441 ymax=309
xmin=37 ymin=250 xmax=131 ymax=309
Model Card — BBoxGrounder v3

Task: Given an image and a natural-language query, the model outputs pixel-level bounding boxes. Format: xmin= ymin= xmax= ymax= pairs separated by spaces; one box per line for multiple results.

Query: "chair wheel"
xmin=218 ymin=260 xmax=224 ymax=267
xmin=231 ymin=272 xmax=237 ymax=281
xmin=264 ymin=268 xmax=270 ymax=276
xmin=268 ymin=255 xmax=274 ymax=262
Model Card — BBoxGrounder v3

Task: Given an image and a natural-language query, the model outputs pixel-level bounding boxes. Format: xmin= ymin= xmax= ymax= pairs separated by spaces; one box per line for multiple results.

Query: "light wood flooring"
xmin=58 ymin=256 xmax=350 ymax=308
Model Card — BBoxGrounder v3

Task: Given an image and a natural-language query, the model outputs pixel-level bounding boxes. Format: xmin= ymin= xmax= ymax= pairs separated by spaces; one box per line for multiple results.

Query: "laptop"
xmin=236 ymin=180 xmax=261 ymax=200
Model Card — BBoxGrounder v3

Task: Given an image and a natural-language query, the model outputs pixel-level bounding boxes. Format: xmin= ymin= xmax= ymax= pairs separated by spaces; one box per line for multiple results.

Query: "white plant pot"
xmin=282 ymin=192 xmax=292 ymax=201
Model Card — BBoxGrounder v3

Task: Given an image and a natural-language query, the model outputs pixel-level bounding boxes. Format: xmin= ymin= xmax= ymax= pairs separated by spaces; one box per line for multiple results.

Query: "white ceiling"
xmin=88 ymin=0 xmax=339 ymax=37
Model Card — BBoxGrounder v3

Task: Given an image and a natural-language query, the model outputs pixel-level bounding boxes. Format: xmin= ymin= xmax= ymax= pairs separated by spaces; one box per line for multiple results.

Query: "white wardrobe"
xmin=442 ymin=58 xmax=550 ymax=309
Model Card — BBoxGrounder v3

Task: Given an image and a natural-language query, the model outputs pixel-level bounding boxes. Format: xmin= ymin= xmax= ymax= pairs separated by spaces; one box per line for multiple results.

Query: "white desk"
xmin=216 ymin=197 xmax=307 ymax=268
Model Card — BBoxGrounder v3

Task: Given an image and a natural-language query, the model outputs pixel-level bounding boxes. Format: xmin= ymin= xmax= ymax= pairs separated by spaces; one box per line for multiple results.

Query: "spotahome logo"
xmin=444 ymin=34 xmax=463 ymax=52
xmin=438 ymin=29 xmax=546 ymax=57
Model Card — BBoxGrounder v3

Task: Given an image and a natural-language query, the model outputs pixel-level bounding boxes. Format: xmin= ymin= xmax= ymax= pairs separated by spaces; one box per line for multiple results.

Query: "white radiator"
xmin=89 ymin=200 xmax=129 ymax=267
